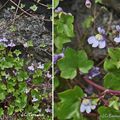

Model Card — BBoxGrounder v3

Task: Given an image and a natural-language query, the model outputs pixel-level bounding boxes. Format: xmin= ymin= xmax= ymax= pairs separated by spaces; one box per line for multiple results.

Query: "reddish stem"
xmin=83 ymin=76 xmax=120 ymax=95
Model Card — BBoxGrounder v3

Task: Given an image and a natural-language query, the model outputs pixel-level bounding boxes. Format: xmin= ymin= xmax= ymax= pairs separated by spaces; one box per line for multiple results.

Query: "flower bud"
xmin=85 ymin=0 xmax=92 ymax=8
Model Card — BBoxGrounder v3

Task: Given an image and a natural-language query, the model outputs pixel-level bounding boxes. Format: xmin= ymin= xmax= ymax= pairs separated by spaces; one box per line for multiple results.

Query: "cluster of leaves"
xmin=54 ymin=1 xmax=120 ymax=120
xmin=0 ymin=42 xmax=52 ymax=120
xmin=54 ymin=9 xmax=74 ymax=51
xmin=58 ymin=48 xmax=93 ymax=79
xmin=104 ymin=48 xmax=120 ymax=90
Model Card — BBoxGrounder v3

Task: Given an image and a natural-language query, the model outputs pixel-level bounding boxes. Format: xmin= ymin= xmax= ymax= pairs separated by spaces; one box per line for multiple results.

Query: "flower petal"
xmin=80 ymin=104 xmax=86 ymax=113
xmin=92 ymin=40 xmax=99 ymax=47
xmin=88 ymin=36 xmax=96 ymax=44
xmin=86 ymin=106 xmax=91 ymax=113
xmin=116 ymin=25 xmax=120 ymax=32
xmin=98 ymin=40 xmax=106 ymax=48
xmin=114 ymin=37 xmax=120 ymax=43
xmin=97 ymin=27 xmax=105 ymax=34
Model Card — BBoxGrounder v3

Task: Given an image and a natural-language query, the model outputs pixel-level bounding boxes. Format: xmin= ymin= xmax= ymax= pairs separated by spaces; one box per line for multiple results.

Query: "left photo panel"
xmin=0 ymin=0 xmax=52 ymax=119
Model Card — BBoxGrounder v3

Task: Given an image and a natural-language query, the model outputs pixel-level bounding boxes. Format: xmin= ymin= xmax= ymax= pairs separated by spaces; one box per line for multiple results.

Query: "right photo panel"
xmin=54 ymin=0 xmax=120 ymax=120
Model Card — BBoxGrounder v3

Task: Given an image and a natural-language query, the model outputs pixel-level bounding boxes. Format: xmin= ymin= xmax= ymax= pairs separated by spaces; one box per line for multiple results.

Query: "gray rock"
xmin=0 ymin=8 xmax=52 ymax=62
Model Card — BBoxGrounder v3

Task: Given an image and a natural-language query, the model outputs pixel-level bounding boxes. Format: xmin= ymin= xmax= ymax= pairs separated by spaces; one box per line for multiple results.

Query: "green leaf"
xmin=63 ymin=23 xmax=74 ymax=37
xmin=77 ymin=50 xmax=93 ymax=73
xmin=109 ymin=96 xmax=119 ymax=110
xmin=54 ymin=0 xmax=59 ymax=9
xmin=54 ymin=77 xmax=60 ymax=89
xmin=33 ymin=76 xmax=43 ymax=84
xmin=14 ymin=50 xmax=21 ymax=56
xmin=54 ymin=13 xmax=74 ymax=50
xmin=0 ymin=83 xmax=6 ymax=90
xmin=15 ymin=94 xmax=27 ymax=109
xmin=44 ymin=61 xmax=51 ymax=71
xmin=55 ymin=35 xmax=71 ymax=50
xmin=98 ymin=106 xmax=120 ymax=120
xmin=58 ymin=48 xmax=93 ymax=79
xmin=108 ymin=48 xmax=120 ymax=61
xmin=33 ymin=69 xmax=42 ymax=78
xmin=104 ymin=58 xmax=116 ymax=72
xmin=95 ymin=0 xmax=102 ymax=4
xmin=82 ymin=16 xmax=93 ymax=29
xmin=17 ymin=71 xmax=29 ymax=81
xmin=0 ymin=92 xmax=6 ymax=101
xmin=56 ymin=86 xmax=84 ymax=119
xmin=18 ymin=82 xmax=27 ymax=93
xmin=0 ymin=44 xmax=5 ymax=51
xmin=0 ymin=108 xmax=4 ymax=117
xmin=103 ymin=48 xmax=120 ymax=90
xmin=20 ymin=3 xmax=25 ymax=8
xmin=27 ymin=40 xmax=33 ymax=47
xmin=104 ymin=71 xmax=120 ymax=90
xmin=30 ymin=5 xmax=38 ymax=11
xmin=8 ymin=105 xmax=14 ymax=115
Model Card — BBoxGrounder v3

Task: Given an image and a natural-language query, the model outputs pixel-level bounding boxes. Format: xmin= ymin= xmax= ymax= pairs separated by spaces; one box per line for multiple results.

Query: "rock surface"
xmin=0 ymin=8 xmax=52 ymax=62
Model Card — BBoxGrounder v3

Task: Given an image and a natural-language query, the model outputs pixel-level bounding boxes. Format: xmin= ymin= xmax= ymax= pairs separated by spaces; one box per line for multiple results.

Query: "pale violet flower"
xmin=32 ymin=97 xmax=38 ymax=102
xmin=114 ymin=35 xmax=120 ymax=43
xmin=116 ymin=25 xmax=120 ymax=32
xmin=85 ymin=0 xmax=91 ymax=8
xmin=7 ymin=40 xmax=16 ymax=47
xmin=88 ymin=27 xmax=106 ymax=49
xmin=88 ymin=67 xmax=100 ymax=79
xmin=45 ymin=108 xmax=52 ymax=113
xmin=46 ymin=71 xmax=52 ymax=79
xmin=37 ymin=62 xmax=44 ymax=69
xmin=55 ymin=7 xmax=63 ymax=13
xmin=80 ymin=99 xmax=96 ymax=113
xmin=28 ymin=63 xmax=35 ymax=71
xmin=0 ymin=37 xmax=8 ymax=42
xmin=114 ymin=25 xmax=120 ymax=43
xmin=54 ymin=53 xmax=64 ymax=64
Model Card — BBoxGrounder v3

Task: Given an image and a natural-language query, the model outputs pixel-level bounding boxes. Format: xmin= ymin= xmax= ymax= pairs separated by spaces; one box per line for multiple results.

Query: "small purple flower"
xmin=0 ymin=38 xmax=8 ymax=42
xmin=28 ymin=63 xmax=35 ymax=71
xmin=32 ymin=97 xmax=38 ymax=102
xmin=88 ymin=67 xmax=100 ymax=79
xmin=7 ymin=40 xmax=16 ymax=47
xmin=25 ymin=88 xmax=30 ymax=94
xmin=80 ymin=98 xmax=96 ymax=113
xmin=114 ymin=25 xmax=120 ymax=43
xmin=54 ymin=53 xmax=64 ymax=64
xmin=55 ymin=7 xmax=63 ymax=13
xmin=45 ymin=107 xmax=52 ymax=113
xmin=114 ymin=35 xmax=120 ymax=43
xmin=85 ymin=0 xmax=91 ymax=8
xmin=88 ymin=27 xmax=106 ymax=49
xmin=37 ymin=62 xmax=44 ymax=69
xmin=97 ymin=27 xmax=105 ymax=34
xmin=46 ymin=71 xmax=52 ymax=79
xmin=116 ymin=25 xmax=120 ymax=32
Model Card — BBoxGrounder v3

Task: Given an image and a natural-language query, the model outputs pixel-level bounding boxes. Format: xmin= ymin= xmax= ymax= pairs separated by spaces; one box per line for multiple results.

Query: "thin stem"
xmin=33 ymin=0 xmax=48 ymax=8
xmin=83 ymin=76 xmax=120 ymax=95
xmin=9 ymin=0 xmax=51 ymax=21
xmin=0 ymin=0 xmax=9 ymax=10
xmin=13 ymin=0 xmax=21 ymax=23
